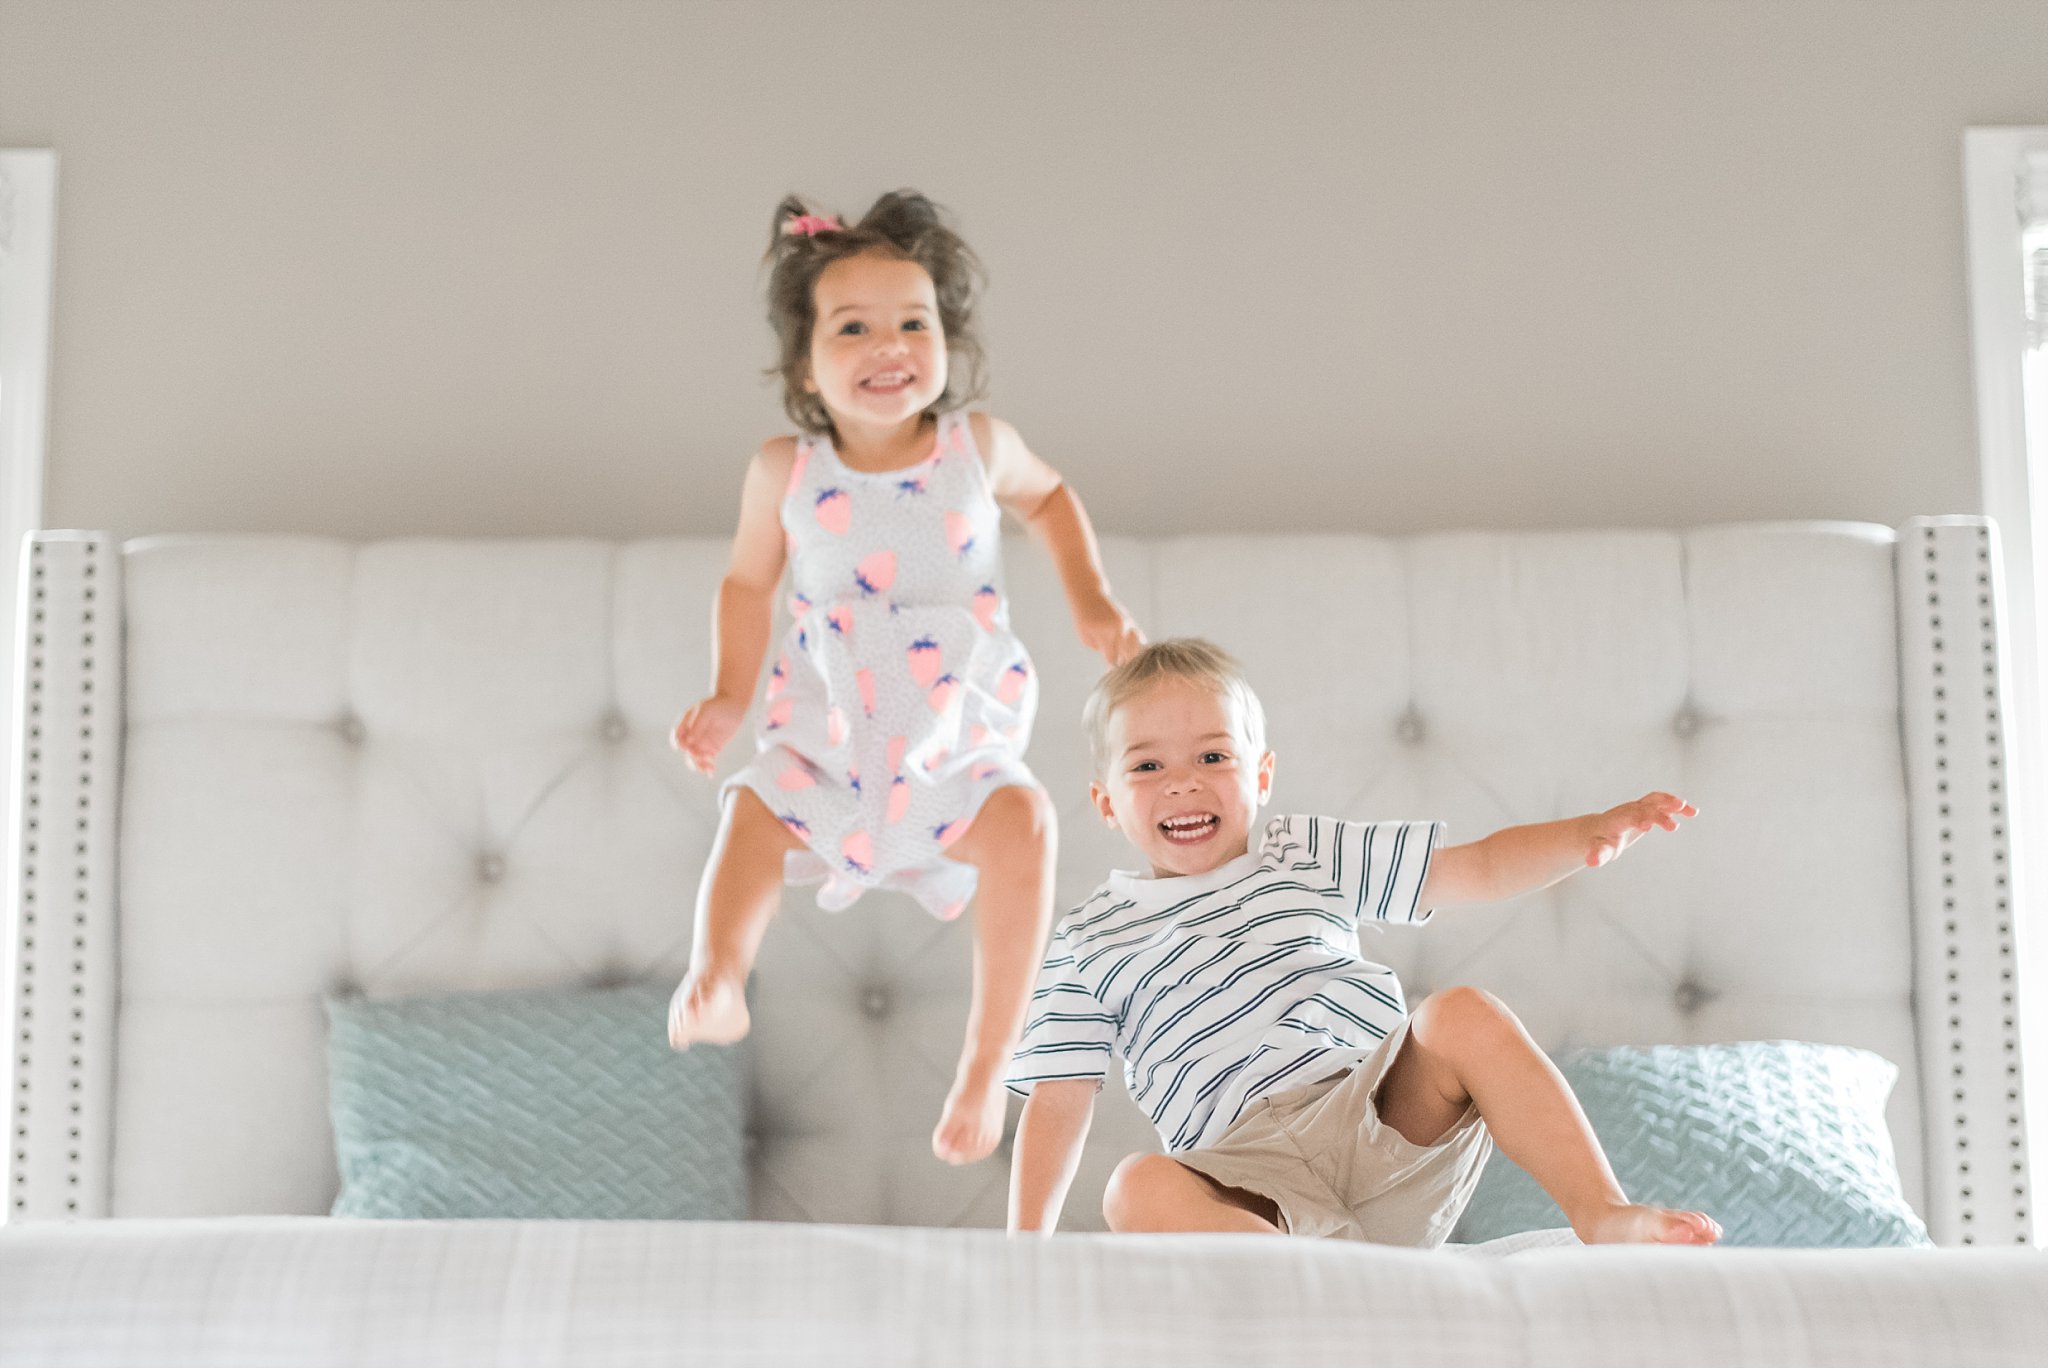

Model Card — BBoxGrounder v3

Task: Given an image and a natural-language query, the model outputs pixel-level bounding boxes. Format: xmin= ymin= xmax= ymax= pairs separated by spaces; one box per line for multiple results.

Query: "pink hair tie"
xmin=783 ymin=214 xmax=843 ymax=237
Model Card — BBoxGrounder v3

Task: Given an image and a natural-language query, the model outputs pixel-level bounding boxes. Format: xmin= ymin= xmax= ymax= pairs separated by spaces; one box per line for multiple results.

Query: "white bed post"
xmin=1900 ymin=516 xmax=2036 ymax=1246
xmin=4 ymin=532 xmax=119 ymax=1220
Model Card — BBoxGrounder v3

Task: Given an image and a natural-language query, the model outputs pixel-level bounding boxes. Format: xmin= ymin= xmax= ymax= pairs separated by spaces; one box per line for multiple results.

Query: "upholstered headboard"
xmin=3 ymin=520 xmax=2033 ymax=1244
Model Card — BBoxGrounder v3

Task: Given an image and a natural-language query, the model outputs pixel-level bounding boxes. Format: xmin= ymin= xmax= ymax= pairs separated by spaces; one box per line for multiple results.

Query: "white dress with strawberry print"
xmin=723 ymin=409 xmax=1039 ymax=919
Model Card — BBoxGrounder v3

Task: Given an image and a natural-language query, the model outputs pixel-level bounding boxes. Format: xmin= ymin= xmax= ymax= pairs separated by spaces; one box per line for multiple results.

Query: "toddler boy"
xmin=1006 ymin=639 xmax=1720 ymax=1245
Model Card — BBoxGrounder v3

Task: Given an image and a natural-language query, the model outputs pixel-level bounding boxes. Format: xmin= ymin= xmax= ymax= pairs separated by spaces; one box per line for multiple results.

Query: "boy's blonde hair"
xmin=1084 ymin=638 xmax=1268 ymax=777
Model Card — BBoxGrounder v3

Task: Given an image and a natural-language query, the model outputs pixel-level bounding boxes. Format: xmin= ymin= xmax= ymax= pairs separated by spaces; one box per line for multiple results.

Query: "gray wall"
xmin=2 ymin=0 xmax=2044 ymax=541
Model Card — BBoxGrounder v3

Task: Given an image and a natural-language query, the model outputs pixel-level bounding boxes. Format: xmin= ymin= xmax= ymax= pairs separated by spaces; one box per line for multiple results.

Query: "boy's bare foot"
xmin=932 ymin=1065 xmax=1008 ymax=1165
xmin=667 ymin=969 xmax=750 ymax=1049
xmin=1575 ymin=1202 xmax=1723 ymax=1245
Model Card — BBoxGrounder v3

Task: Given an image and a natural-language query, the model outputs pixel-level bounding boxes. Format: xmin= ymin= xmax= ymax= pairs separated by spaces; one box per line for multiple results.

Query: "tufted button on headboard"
xmin=1 ymin=522 xmax=2032 ymax=1243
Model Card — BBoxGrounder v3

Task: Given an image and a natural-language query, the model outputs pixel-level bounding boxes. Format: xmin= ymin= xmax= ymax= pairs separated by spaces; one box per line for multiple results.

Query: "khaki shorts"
xmin=1174 ymin=1018 xmax=1493 ymax=1245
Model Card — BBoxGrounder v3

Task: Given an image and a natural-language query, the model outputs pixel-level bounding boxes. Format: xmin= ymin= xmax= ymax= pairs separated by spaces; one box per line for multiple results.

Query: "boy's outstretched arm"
xmin=1419 ymin=791 xmax=1696 ymax=909
xmin=1009 ymin=1079 xmax=1098 ymax=1234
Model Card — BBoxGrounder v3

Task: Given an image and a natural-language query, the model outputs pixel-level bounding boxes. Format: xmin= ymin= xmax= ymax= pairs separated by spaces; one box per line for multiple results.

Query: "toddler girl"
xmin=668 ymin=190 xmax=1143 ymax=1166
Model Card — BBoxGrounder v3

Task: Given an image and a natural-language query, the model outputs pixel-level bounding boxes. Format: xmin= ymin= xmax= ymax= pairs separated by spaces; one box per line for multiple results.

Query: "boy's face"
xmin=1091 ymin=676 xmax=1275 ymax=879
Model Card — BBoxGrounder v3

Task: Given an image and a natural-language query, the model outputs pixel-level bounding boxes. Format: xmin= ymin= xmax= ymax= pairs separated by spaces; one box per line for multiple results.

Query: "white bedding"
xmin=2 ymin=1218 xmax=2041 ymax=1367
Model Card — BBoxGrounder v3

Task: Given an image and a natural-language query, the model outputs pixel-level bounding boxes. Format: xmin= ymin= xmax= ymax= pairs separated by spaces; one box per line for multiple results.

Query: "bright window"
xmin=1965 ymin=129 xmax=2048 ymax=1222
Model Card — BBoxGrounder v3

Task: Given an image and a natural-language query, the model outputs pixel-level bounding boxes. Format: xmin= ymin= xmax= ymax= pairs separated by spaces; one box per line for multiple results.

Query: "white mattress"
xmin=1 ymin=1218 xmax=2041 ymax=1367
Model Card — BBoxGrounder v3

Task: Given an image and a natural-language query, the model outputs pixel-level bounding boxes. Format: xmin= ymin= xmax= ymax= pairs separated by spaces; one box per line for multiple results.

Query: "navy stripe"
xmin=1069 ymin=897 xmax=1143 ymax=940
xmin=1006 ymin=1069 xmax=1109 ymax=1089
xmin=1180 ymin=879 xmax=1345 ymax=930
xmin=1223 ymin=904 xmax=1353 ymax=937
xmin=1373 ymin=824 xmax=1411 ymax=922
xmin=1012 ymin=1040 xmax=1114 ymax=1060
xmin=1306 ymin=975 xmax=1404 ymax=1019
xmin=1019 ymin=1009 xmax=1117 ymax=1034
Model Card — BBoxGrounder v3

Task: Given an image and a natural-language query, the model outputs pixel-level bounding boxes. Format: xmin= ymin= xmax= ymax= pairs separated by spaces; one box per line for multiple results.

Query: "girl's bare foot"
xmin=932 ymin=1064 xmax=1008 ymax=1165
xmin=667 ymin=969 xmax=750 ymax=1049
xmin=1575 ymin=1201 xmax=1723 ymax=1245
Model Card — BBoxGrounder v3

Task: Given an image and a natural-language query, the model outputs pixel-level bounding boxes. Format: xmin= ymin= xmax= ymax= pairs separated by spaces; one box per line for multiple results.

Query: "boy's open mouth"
xmin=1159 ymin=813 xmax=1219 ymax=844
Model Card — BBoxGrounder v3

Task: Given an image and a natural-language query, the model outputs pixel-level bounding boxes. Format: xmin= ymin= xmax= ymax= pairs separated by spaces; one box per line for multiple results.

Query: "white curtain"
xmin=2024 ymin=152 xmax=2048 ymax=350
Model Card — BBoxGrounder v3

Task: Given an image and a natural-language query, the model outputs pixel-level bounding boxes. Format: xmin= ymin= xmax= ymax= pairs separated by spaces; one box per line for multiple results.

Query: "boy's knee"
xmin=1412 ymin=985 xmax=1514 ymax=1043
xmin=1103 ymin=1152 xmax=1180 ymax=1231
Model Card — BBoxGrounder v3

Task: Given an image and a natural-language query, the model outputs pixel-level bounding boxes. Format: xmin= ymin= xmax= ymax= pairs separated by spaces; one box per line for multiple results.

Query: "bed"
xmin=1 ymin=517 xmax=2041 ymax=1365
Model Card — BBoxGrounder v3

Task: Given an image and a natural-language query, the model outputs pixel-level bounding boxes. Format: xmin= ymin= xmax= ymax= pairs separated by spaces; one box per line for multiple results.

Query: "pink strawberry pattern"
xmin=815 ymin=487 xmax=852 ymax=535
xmin=944 ymin=510 xmax=976 ymax=558
xmin=906 ymin=636 xmax=943 ymax=687
xmin=854 ymin=549 xmax=896 ymax=597
xmin=997 ymin=660 xmax=1031 ymax=706
xmin=885 ymin=735 xmax=910 ymax=824
xmin=842 ymin=830 xmax=874 ymax=876
xmin=723 ymin=412 xmax=1037 ymax=920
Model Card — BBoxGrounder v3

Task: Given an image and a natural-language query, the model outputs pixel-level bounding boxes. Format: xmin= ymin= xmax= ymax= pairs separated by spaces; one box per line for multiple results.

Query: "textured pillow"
xmin=1450 ymin=1040 xmax=1931 ymax=1248
xmin=327 ymin=981 xmax=746 ymax=1220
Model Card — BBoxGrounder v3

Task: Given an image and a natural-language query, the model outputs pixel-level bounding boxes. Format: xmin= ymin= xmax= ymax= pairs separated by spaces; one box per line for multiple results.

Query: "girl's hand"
xmin=672 ymin=693 xmax=748 ymax=775
xmin=1075 ymin=597 xmax=1146 ymax=668
xmin=1583 ymin=792 xmax=1697 ymax=867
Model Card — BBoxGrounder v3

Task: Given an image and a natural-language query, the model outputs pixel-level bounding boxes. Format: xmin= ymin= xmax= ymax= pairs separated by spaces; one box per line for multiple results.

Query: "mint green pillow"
xmin=326 ymin=981 xmax=746 ymax=1220
xmin=1450 ymin=1040 xmax=1931 ymax=1248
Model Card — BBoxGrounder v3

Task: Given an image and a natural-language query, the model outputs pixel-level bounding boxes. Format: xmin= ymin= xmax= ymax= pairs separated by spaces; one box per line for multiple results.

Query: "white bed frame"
xmin=2 ymin=518 xmax=2034 ymax=1247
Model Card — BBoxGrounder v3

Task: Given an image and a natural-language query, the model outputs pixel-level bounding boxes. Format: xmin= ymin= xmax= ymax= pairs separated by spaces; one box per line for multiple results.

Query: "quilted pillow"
xmin=1450 ymin=1040 xmax=1931 ymax=1248
xmin=327 ymin=981 xmax=746 ymax=1220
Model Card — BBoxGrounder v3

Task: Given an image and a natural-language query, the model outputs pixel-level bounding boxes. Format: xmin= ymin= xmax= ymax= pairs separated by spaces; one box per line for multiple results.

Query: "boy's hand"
xmin=1583 ymin=792 xmax=1696 ymax=867
xmin=1075 ymin=596 xmax=1146 ymax=668
xmin=672 ymin=692 xmax=747 ymax=775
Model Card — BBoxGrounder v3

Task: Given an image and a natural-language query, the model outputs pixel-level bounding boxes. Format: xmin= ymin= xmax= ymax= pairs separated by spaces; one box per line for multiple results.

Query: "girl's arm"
xmin=1008 ymin=1078 xmax=1098 ymax=1234
xmin=973 ymin=414 xmax=1145 ymax=667
xmin=672 ymin=441 xmax=794 ymax=774
xmin=1419 ymin=792 xmax=1696 ymax=908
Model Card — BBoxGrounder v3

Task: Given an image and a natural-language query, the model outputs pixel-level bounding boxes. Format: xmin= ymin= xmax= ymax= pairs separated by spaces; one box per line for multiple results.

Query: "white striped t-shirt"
xmin=1004 ymin=814 xmax=1443 ymax=1154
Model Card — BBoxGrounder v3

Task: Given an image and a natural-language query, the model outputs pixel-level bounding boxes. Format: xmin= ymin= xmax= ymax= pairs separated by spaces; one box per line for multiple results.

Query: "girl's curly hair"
xmin=763 ymin=190 xmax=988 ymax=433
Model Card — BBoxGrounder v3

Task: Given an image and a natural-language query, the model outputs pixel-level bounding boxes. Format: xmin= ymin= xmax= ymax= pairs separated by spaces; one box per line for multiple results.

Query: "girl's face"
xmin=805 ymin=251 xmax=947 ymax=430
